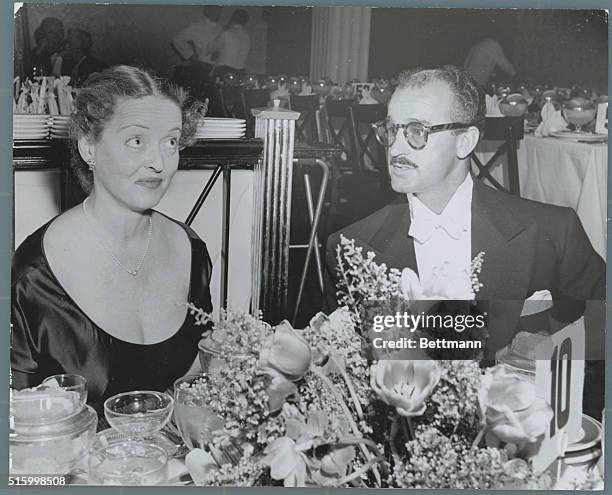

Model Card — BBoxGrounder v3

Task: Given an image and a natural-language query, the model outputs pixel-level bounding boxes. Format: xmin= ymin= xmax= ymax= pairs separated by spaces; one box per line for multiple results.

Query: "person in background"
xmin=29 ymin=17 xmax=65 ymax=77
xmin=463 ymin=36 xmax=516 ymax=87
xmin=61 ymin=29 xmax=106 ymax=87
xmin=171 ymin=5 xmax=222 ymax=84
xmin=11 ymin=65 xmax=212 ymax=414
xmin=208 ymin=9 xmax=252 ymax=80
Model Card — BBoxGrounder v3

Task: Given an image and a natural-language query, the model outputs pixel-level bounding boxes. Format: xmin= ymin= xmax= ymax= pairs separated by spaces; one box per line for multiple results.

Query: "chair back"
xmin=348 ymin=103 xmax=387 ymax=176
xmin=241 ymin=89 xmax=271 ymax=137
xmin=471 ymin=117 xmax=524 ymax=195
xmin=324 ymin=99 xmax=354 ymax=156
xmin=198 ymin=84 xmax=228 ymax=118
xmin=290 ymin=95 xmax=320 ymax=143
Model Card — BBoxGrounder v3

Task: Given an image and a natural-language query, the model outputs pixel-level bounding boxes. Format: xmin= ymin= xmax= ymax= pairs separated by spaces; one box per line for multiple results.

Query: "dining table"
xmin=475 ymin=134 xmax=608 ymax=260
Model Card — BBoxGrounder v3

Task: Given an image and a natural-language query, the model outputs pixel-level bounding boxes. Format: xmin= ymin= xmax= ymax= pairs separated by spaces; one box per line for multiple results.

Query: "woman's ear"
xmin=456 ymin=126 xmax=480 ymax=160
xmin=77 ymin=136 xmax=96 ymax=164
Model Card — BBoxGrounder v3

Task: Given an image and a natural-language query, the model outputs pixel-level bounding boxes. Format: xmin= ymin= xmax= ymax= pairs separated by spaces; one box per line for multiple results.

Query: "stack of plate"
xmin=13 ymin=114 xmax=51 ymax=140
xmin=196 ymin=118 xmax=246 ymax=139
xmin=51 ymin=115 xmax=71 ymax=139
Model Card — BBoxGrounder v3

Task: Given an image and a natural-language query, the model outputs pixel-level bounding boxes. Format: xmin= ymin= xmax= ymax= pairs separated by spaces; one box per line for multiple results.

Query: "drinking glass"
xmin=88 ymin=441 xmax=168 ymax=485
xmin=42 ymin=374 xmax=88 ymax=405
xmin=173 ymin=374 xmax=225 ymax=450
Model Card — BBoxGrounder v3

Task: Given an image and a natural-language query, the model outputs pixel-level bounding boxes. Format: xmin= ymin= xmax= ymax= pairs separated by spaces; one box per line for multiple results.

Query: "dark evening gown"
xmin=11 ymin=213 xmax=213 ymax=415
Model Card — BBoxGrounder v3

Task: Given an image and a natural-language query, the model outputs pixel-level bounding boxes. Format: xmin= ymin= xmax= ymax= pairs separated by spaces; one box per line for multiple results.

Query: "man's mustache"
xmin=390 ymin=155 xmax=418 ymax=169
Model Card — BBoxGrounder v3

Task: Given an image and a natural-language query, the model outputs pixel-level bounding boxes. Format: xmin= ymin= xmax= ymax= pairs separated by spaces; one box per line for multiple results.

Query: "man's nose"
xmin=388 ymin=128 xmax=410 ymax=158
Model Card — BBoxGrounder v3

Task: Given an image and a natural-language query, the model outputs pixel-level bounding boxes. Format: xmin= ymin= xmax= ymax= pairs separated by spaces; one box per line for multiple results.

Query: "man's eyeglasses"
xmin=371 ymin=120 xmax=473 ymax=150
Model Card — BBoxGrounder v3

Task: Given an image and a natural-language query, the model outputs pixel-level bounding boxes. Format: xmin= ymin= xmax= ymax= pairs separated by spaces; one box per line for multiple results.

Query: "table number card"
xmin=352 ymin=83 xmax=374 ymax=101
xmin=595 ymin=101 xmax=608 ymax=134
xmin=532 ymin=318 xmax=585 ymax=473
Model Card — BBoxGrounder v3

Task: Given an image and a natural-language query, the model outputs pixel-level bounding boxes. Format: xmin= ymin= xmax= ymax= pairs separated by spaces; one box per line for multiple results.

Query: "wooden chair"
xmin=240 ymin=89 xmax=271 ymax=137
xmin=289 ymin=94 xmax=320 ymax=143
xmin=196 ymin=84 xmax=228 ymax=118
xmin=471 ymin=117 xmax=524 ymax=195
xmin=348 ymin=103 xmax=388 ymax=181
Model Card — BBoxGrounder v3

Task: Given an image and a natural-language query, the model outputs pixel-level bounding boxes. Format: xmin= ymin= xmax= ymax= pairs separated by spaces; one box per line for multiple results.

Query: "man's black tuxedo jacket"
xmin=326 ymin=179 xmax=605 ymax=355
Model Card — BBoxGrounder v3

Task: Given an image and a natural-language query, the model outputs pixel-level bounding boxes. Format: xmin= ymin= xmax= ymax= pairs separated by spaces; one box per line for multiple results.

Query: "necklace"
xmin=82 ymin=197 xmax=153 ymax=277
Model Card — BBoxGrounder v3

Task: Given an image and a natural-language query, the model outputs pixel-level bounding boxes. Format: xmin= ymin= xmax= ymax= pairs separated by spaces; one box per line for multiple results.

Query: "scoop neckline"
xmin=39 ymin=210 xmax=195 ymax=346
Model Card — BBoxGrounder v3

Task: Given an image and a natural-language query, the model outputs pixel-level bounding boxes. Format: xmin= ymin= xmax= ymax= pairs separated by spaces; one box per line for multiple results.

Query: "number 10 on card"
xmin=532 ymin=318 xmax=585 ymax=473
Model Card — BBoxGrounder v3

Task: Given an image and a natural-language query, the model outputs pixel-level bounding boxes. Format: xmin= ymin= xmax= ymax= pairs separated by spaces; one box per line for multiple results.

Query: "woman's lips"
xmin=136 ymin=178 xmax=163 ymax=189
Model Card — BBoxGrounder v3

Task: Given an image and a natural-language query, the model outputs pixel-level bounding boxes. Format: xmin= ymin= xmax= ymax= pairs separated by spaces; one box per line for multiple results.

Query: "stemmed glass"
xmin=173 ymin=374 xmax=225 ymax=451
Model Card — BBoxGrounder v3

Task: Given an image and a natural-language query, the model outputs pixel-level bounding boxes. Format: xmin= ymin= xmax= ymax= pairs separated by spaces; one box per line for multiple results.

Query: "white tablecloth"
xmin=475 ymin=135 xmax=607 ymax=260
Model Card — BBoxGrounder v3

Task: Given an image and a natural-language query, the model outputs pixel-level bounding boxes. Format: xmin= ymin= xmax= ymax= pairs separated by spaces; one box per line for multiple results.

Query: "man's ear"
xmin=456 ymin=126 xmax=480 ymax=160
xmin=77 ymin=136 xmax=95 ymax=164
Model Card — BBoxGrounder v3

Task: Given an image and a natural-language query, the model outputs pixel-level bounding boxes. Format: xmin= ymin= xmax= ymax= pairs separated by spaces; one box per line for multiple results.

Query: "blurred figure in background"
xmin=172 ymin=5 xmax=222 ymax=84
xmin=29 ymin=17 xmax=65 ymax=77
xmin=63 ymin=29 xmax=106 ymax=86
xmin=208 ymin=9 xmax=251 ymax=80
xmin=464 ymin=36 xmax=516 ymax=87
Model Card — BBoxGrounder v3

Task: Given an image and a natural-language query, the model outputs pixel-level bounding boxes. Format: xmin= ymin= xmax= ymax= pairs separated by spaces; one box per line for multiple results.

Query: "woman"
xmin=11 ymin=65 xmax=211 ymax=413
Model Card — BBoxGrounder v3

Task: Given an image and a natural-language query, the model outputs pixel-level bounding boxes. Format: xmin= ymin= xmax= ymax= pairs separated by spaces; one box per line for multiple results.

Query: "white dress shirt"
xmin=215 ymin=25 xmax=251 ymax=70
xmin=173 ymin=18 xmax=222 ymax=64
xmin=408 ymin=174 xmax=473 ymax=296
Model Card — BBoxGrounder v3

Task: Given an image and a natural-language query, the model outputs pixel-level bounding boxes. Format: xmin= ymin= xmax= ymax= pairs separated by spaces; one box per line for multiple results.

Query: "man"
xmin=464 ymin=37 xmax=516 ymax=87
xmin=29 ymin=17 xmax=65 ymax=77
xmin=62 ymin=29 xmax=106 ymax=87
xmin=171 ymin=5 xmax=222 ymax=84
xmin=326 ymin=66 xmax=604 ymax=352
xmin=208 ymin=9 xmax=251 ymax=80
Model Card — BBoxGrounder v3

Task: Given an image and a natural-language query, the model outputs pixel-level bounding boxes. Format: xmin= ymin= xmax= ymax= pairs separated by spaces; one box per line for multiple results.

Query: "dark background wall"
xmin=369 ymin=9 xmax=608 ymax=91
xmin=264 ymin=7 xmax=312 ymax=76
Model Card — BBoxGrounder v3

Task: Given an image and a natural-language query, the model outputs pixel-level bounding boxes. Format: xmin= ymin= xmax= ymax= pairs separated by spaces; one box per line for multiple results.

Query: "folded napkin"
xmin=534 ymin=101 xmax=568 ymax=137
xmin=520 ymin=289 xmax=553 ymax=316
xmin=298 ymin=82 xmax=312 ymax=95
xmin=485 ymin=94 xmax=503 ymax=117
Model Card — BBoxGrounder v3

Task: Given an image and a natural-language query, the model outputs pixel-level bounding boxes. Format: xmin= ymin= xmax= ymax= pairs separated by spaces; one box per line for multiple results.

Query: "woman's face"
xmin=83 ymin=95 xmax=183 ymax=211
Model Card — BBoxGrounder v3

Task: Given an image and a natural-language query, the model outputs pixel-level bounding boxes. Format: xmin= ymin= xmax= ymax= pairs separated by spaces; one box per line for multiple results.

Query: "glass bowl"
xmin=499 ymin=93 xmax=529 ymax=117
xmin=42 ymin=374 xmax=88 ymax=405
xmin=104 ymin=391 xmax=174 ymax=436
xmin=563 ymin=98 xmax=597 ymax=132
xmin=10 ymin=402 xmax=97 ymax=475
xmin=11 ymin=387 xmax=82 ymax=425
xmin=88 ymin=440 xmax=168 ymax=485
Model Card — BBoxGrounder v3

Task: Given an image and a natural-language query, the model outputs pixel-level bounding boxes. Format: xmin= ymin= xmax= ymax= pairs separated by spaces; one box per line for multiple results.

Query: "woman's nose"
xmin=145 ymin=147 xmax=164 ymax=172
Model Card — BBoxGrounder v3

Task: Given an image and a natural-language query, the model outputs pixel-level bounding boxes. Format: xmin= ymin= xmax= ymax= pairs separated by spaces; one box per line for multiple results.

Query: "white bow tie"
xmin=408 ymin=217 xmax=467 ymax=243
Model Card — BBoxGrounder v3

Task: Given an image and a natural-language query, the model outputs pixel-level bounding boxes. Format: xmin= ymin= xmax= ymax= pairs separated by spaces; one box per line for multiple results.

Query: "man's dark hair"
xmin=203 ymin=5 xmax=222 ymax=22
xmin=229 ymin=9 xmax=249 ymax=26
xmin=396 ymin=65 xmax=486 ymax=132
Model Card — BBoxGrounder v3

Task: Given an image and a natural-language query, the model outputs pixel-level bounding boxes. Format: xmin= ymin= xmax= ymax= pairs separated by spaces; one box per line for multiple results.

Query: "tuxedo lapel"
xmin=369 ymin=202 xmax=418 ymax=275
xmin=471 ymin=181 xmax=535 ymax=299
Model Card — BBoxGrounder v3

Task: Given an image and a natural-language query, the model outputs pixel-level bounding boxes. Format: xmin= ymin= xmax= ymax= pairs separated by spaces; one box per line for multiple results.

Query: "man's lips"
xmin=390 ymin=156 xmax=418 ymax=170
xmin=135 ymin=178 xmax=163 ymax=188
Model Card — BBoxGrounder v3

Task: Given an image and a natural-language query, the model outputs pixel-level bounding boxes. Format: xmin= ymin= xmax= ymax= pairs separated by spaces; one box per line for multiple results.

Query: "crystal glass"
xmin=499 ymin=93 xmax=529 ymax=117
xmin=563 ymin=98 xmax=597 ymax=133
xmin=42 ymin=374 xmax=88 ymax=405
xmin=173 ymin=374 xmax=225 ymax=450
xmin=104 ymin=391 xmax=174 ymax=436
xmin=88 ymin=441 xmax=168 ymax=485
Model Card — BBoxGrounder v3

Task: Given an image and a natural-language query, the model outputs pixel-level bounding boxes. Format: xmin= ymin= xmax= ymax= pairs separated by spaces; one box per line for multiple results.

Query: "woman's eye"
xmin=164 ymin=137 xmax=180 ymax=151
xmin=126 ymin=136 xmax=144 ymax=148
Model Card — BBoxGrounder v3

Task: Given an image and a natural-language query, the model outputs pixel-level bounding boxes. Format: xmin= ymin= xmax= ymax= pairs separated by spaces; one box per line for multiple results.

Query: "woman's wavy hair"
xmin=69 ymin=65 xmax=206 ymax=193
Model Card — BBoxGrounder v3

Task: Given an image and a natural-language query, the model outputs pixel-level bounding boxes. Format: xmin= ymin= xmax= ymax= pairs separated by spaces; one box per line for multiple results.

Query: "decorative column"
xmin=310 ymin=6 xmax=371 ymax=84
xmin=251 ymin=102 xmax=300 ymax=324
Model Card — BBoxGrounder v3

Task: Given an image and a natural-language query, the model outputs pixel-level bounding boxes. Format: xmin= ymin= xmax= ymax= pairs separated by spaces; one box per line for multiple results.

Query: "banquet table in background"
xmin=475 ymin=135 xmax=607 ymax=260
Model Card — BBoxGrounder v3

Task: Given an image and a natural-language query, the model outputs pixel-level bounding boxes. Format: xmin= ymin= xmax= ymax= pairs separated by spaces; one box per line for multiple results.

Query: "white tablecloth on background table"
xmin=475 ymin=135 xmax=607 ymax=260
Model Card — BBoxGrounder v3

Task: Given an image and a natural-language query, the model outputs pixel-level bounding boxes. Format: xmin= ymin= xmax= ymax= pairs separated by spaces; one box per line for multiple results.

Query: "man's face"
xmin=387 ymin=81 xmax=464 ymax=197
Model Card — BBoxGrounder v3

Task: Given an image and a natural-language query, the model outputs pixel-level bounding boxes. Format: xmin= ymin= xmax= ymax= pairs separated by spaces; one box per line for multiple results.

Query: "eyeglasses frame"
xmin=371 ymin=119 xmax=474 ymax=150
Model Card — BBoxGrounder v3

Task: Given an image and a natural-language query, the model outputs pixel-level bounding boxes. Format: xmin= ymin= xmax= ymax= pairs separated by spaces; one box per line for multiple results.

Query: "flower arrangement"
xmin=181 ymin=236 xmax=586 ymax=488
